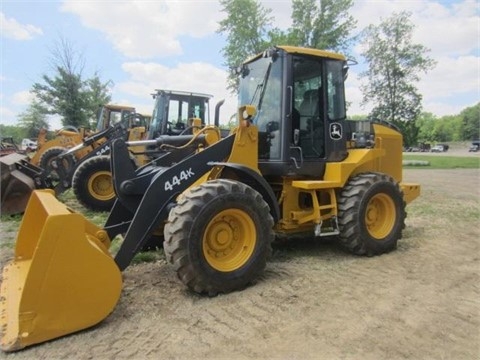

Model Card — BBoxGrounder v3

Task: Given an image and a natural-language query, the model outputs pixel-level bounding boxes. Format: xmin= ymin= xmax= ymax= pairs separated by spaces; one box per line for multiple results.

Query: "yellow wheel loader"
xmin=29 ymin=126 xmax=90 ymax=167
xmin=50 ymin=111 xmax=149 ymax=211
xmin=0 ymin=105 xmax=136 ymax=215
xmin=0 ymin=46 xmax=420 ymax=351
xmin=52 ymin=90 xmax=214 ymax=211
xmin=0 ymin=127 xmax=89 ymax=215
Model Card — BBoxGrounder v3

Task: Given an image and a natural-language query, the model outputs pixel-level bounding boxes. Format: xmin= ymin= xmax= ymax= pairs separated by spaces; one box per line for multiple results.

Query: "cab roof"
xmin=277 ymin=45 xmax=346 ymax=61
xmin=244 ymin=45 xmax=346 ymax=64
xmin=152 ymin=89 xmax=213 ymax=99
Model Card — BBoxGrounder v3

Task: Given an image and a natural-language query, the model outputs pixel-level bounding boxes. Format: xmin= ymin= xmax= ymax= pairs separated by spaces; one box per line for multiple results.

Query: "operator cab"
xmin=238 ymin=46 xmax=348 ymax=178
xmin=95 ymin=105 xmax=136 ymax=132
xmin=148 ymin=89 xmax=213 ymax=138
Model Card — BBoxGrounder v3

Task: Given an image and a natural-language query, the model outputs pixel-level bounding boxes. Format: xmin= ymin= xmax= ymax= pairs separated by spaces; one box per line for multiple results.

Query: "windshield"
xmin=148 ymin=94 xmax=169 ymax=138
xmin=148 ymin=92 xmax=211 ymax=138
xmin=238 ymin=55 xmax=283 ymax=129
xmin=238 ymin=54 xmax=283 ymax=159
xmin=238 ymin=57 xmax=272 ymax=110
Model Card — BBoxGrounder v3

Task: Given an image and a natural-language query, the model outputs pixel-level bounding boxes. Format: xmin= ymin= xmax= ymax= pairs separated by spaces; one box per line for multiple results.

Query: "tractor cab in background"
xmin=148 ymin=89 xmax=213 ymax=138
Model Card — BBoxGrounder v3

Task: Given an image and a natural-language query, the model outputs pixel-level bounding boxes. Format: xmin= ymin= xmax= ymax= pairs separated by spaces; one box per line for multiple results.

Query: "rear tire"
xmin=337 ymin=172 xmax=406 ymax=256
xmin=72 ymin=155 xmax=115 ymax=211
xmin=164 ymin=179 xmax=274 ymax=295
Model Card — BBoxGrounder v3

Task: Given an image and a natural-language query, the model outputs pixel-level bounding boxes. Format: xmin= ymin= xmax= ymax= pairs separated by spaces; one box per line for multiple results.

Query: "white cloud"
xmin=0 ymin=12 xmax=43 ymax=40
xmin=0 ymin=91 xmax=31 ymax=126
xmin=264 ymin=0 xmax=293 ymax=30
xmin=419 ymin=55 xmax=479 ymax=99
xmin=60 ymin=1 xmax=223 ymax=59
xmin=351 ymin=0 xmax=479 ymax=57
xmin=412 ymin=0 xmax=479 ymax=57
xmin=0 ymin=106 xmax=17 ymax=125
xmin=422 ymin=100 xmax=471 ymax=116
xmin=345 ymin=70 xmax=372 ymax=116
xmin=11 ymin=90 xmax=34 ymax=106
xmin=419 ymin=53 xmax=480 ymax=116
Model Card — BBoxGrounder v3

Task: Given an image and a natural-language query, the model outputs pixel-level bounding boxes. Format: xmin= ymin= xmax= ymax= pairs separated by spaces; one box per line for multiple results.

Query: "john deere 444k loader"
xmin=0 ymin=46 xmax=420 ymax=351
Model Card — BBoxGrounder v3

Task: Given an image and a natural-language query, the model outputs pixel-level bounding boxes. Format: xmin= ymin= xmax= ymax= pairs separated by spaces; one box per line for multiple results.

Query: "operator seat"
xmin=297 ymin=88 xmax=324 ymax=158
xmin=299 ymin=89 xmax=319 ymax=121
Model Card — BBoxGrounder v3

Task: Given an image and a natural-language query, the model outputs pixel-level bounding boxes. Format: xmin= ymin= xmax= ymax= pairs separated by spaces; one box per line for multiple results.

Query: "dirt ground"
xmin=1 ymin=166 xmax=479 ymax=360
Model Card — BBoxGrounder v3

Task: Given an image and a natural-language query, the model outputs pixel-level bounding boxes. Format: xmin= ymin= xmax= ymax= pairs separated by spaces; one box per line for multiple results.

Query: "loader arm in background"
xmin=107 ymin=134 xmax=236 ymax=270
xmin=51 ymin=121 xmax=129 ymax=192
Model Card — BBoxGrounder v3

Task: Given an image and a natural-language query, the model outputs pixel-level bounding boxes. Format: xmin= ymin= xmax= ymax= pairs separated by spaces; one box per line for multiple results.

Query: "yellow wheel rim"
xmin=203 ymin=209 xmax=256 ymax=272
xmin=365 ymin=193 xmax=396 ymax=239
xmin=87 ymin=171 xmax=114 ymax=201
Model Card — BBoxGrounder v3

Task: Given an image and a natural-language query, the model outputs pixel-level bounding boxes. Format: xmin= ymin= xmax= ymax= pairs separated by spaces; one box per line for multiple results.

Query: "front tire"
xmin=72 ymin=155 xmax=115 ymax=211
xmin=39 ymin=146 xmax=71 ymax=180
xmin=164 ymin=179 xmax=274 ymax=295
xmin=39 ymin=146 xmax=66 ymax=169
xmin=337 ymin=172 xmax=406 ymax=256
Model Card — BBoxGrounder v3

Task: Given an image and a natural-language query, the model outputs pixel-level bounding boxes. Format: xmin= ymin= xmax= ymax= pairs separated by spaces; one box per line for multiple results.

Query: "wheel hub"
xmin=365 ymin=193 xmax=396 ymax=240
xmin=88 ymin=171 xmax=114 ymax=200
xmin=203 ymin=210 xmax=256 ymax=272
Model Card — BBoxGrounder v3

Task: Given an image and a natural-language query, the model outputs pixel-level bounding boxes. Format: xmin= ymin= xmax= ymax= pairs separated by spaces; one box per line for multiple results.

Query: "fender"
xmin=211 ymin=162 xmax=281 ymax=223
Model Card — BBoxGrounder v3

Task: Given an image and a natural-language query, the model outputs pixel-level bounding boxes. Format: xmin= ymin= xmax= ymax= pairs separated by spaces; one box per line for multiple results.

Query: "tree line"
xmin=4 ymin=0 xmax=478 ymax=146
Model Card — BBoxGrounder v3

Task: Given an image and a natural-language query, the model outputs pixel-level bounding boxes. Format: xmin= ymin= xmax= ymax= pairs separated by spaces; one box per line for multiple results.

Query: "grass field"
xmin=403 ymin=154 xmax=480 ymax=169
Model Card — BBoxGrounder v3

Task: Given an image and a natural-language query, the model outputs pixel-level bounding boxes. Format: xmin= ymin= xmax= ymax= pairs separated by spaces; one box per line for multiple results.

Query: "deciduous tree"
xmin=17 ymin=100 xmax=49 ymax=138
xmin=218 ymin=0 xmax=357 ymax=93
xmin=31 ymin=36 xmax=112 ymax=128
xmin=290 ymin=0 xmax=356 ymax=53
xmin=460 ymin=102 xmax=480 ymax=141
xmin=217 ymin=0 xmax=274 ymax=92
xmin=359 ymin=11 xmax=436 ymax=146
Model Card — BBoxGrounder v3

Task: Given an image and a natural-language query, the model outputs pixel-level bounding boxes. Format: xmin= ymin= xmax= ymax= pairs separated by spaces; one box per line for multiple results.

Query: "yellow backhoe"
xmin=0 ymin=46 xmax=420 ymax=351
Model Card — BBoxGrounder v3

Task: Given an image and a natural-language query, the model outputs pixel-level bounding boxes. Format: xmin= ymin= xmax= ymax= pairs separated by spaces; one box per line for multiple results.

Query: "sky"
xmin=1 ymin=0 xmax=479 ymax=130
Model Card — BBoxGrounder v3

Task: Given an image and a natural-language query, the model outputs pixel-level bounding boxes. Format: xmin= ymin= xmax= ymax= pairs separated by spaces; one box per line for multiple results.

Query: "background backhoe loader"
xmin=0 ymin=46 xmax=420 ymax=351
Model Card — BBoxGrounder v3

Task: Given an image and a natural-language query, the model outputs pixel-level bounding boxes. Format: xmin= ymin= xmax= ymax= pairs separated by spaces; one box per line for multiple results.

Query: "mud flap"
xmin=0 ymin=190 xmax=122 ymax=351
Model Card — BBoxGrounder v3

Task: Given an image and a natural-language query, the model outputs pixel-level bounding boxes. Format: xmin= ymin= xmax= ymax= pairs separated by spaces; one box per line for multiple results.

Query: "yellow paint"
xmin=0 ymin=190 xmax=122 ymax=352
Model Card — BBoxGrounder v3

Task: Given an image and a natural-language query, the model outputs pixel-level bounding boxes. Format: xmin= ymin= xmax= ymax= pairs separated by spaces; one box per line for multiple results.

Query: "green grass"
xmin=403 ymin=154 xmax=480 ymax=169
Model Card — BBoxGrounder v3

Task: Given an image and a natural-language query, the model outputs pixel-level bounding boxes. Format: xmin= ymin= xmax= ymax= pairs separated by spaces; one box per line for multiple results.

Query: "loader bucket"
xmin=1 ymin=153 xmax=34 ymax=215
xmin=0 ymin=190 xmax=122 ymax=352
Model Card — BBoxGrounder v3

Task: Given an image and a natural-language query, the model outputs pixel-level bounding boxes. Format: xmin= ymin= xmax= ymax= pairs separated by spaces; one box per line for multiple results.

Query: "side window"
xmin=168 ymin=100 xmax=189 ymax=124
xmin=326 ymin=60 xmax=346 ymax=121
xmin=293 ymin=56 xmax=324 ymax=158
xmin=190 ymin=98 xmax=209 ymax=123
xmin=111 ymin=110 xmax=124 ymax=125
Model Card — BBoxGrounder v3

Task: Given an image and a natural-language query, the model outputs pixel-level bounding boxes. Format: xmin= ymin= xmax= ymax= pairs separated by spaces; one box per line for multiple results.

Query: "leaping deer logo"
xmin=330 ymin=123 xmax=342 ymax=140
